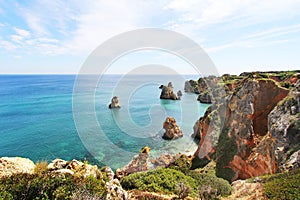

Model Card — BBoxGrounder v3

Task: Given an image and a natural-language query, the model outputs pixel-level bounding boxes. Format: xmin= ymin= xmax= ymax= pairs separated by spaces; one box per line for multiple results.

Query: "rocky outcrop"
xmin=0 ymin=157 xmax=35 ymax=177
xmin=47 ymin=159 xmax=100 ymax=178
xmin=177 ymin=90 xmax=183 ymax=100
xmin=162 ymin=117 xmax=183 ymax=140
xmin=116 ymin=146 xmax=150 ymax=179
xmin=268 ymin=83 xmax=300 ymax=172
xmin=191 ymin=72 xmax=300 ymax=182
xmin=159 ymin=82 xmax=178 ymax=100
xmin=105 ymin=167 xmax=128 ymax=200
xmin=223 ymin=179 xmax=267 ymax=200
xmin=197 ymin=92 xmax=212 ymax=104
xmin=109 ymin=96 xmax=121 ymax=109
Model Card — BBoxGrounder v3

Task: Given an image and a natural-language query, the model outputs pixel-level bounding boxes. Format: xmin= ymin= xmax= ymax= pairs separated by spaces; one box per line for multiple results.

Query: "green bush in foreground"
xmin=121 ymin=168 xmax=198 ymax=197
xmin=0 ymin=172 xmax=106 ymax=200
xmin=263 ymin=170 xmax=300 ymax=200
xmin=188 ymin=171 xmax=231 ymax=197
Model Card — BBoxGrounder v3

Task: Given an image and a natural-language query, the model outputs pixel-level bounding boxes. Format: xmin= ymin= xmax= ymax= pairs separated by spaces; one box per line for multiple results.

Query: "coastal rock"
xmin=151 ymin=154 xmax=176 ymax=167
xmin=268 ymin=87 xmax=300 ymax=172
xmin=184 ymin=77 xmax=209 ymax=94
xmin=281 ymin=150 xmax=300 ymax=172
xmin=223 ymin=179 xmax=267 ymax=200
xmin=66 ymin=159 xmax=84 ymax=171
xmin=192 ymin=75 xmax=294 ymax=182
xmin=177 ymin=90 xmax=182 ymax=100
xmin=47 ymin=159 xmax=68 ymax=170
xmin=116 ymin=146 xmax=150 ymax=179
xmin=197 ymin=92 xmax=212 ymax=104
xmin=48 ymin=159 xmax=100 ymax=178
xmin=106 ymin=179 xmax=128 ymax=200
xmin=104 ymin=167 xmax=115 ymax=181
xmin=109 ymin=96 xmax=121 ymax=109
xmin=162 ymin=117 xmax=183 ymax=140
xmin=159 ymin=83 xmax=178 ymax=100
xmin=0 ymin=157 xmax=35 ymax=177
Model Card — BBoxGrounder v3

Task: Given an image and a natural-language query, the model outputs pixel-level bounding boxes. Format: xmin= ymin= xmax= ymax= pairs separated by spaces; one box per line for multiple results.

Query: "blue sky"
xmin=0 ymin=0 xmax=300 ymax=75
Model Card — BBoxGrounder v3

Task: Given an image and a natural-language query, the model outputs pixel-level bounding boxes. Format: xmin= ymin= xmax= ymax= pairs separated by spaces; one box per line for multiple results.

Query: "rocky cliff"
xmin=191 ymin=71 xmax=300 ymax=182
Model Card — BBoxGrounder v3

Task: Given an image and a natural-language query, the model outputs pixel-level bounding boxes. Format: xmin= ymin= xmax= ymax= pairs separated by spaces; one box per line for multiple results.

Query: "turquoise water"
xmin=0 ymin=75 xmax=209 ymax=169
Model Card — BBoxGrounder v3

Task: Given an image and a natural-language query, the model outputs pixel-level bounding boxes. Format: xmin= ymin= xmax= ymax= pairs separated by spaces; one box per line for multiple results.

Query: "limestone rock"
xmin=177 ymin=90 xmax=183 ymax=100
xmin=116 ymin=146 xmax=150 ymax=179
xmin=281 ymin=150 xmax=300 ymax=171
xmin=268 ymin=89 xmax=300 ymax=172
xmin=159 ymin=83 xmax=178 ymax=100
xmin=48 ymin=159 xmax=100 ymax=178
xmin=55 ymin=168 xmax=74 ymax=175
xmin=66 ymin=159 xmax=84 ymax=171
xmin=105 ymin=179 xmax=128 ymax=200
xmin=105 ymin=167 xmax=115 ymax=181
xmin=162 ymin=117 xmax=183 ymax=140
xmin=109 ymin=96 xmax=121 ymax=109
xmin=197 ymin=92 xmax=212 ymax=104
xmin=47 ymin=158 xmax=68 ymax=170
xmin=0 ymin=157 xmax=35 ymax=177
xmin=151 ymin=154 xmax=176 ymax=167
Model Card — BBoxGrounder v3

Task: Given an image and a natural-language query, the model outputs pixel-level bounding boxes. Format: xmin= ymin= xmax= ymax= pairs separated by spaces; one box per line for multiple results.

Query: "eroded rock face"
xmin=0 ymin=157 xmax=35 ymax=177
xmin=162 ymin=117 xmax=183 ymax=140
xmin=159 ymin=83 xmax=178 ymax=100
xmin=191 ymin=75 xmax=296 ymax=182
xmin=216 ymin=79 xmax=289 ymax=181
xmin=197 ymin=93 xmax=212 ymax=104
xmin=106 ymin=179 xmax=128 ymax=200
xmin=268 ymin=87 xmax=300 ymax=172
xmin=116 ymin=146 xmax=150 ymax=179
xmin=109 ymin=96 xmax=121 ymax=109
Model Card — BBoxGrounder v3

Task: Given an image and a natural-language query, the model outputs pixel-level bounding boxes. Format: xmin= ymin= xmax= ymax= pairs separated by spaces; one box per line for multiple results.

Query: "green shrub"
xmin=280 ymin=81 xmax=293 ymax=89
xmin=168 ymin=154 xmax=192 ymax=174
xmin=121 ymin=168 xmax=197 ymax=196
xmin=0 ymin=172 xmax=106 ymax=199
xmin=263 ymin=170 xmax=300 ymax=200
xmin=188 ymin=171 xmax=231 ymax=197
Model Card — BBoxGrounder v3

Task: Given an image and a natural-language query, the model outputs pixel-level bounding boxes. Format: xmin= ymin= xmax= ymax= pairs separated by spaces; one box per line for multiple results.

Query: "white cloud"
xmin=13 ymin=27 xmax=30 ymax=37
xmin=0 ymin=40 xmax=17 ymax=50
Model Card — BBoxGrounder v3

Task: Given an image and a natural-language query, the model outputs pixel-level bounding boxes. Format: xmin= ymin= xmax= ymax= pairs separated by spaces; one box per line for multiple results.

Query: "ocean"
xmin=0 ymin=74 xmax=209 ymax=169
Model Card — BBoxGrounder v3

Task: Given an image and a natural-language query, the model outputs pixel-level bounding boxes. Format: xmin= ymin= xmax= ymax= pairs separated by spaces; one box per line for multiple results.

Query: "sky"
xmin=0 ymin=0 xmax=300 ymax=75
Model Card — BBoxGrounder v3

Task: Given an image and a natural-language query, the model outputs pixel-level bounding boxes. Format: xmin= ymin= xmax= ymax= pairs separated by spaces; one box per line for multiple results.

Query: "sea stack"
xmin=162 ymin=117 xmax=183 ymax=140
xmin=109 ymin=96 xmax=121 ymax=109
xmin=159 ymin=82 xmax=178 ymax=100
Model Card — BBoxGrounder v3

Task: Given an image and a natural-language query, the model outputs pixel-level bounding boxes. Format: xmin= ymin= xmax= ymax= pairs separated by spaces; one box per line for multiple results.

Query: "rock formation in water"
xmin=162 ymin=117 xmax=183 ymax=140
xmin=159 ymin=82 xmax=178 ymax=100
xmin=190 ymin=71 xmax=300 ymax=182
xmin=109 ymin=96 xmax=121 ymax=109
xmin=177 ymin=90 xmax=183 ymax=100
xmin=116 ymin=146 xmax=150 ymax=179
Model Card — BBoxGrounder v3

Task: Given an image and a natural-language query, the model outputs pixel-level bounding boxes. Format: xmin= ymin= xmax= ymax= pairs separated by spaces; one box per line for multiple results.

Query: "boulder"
xmin=0 ymin=157 xmax=35 ymax=177
xmin=162 ymin=117 xmax=183 ymax=140
xmin=109 ymin=96 xmax=121 ymax=109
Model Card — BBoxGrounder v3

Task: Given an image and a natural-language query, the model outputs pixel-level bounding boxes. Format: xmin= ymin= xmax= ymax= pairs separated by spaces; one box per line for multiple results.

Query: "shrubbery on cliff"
xmin=263 ymin=169 xmax=300 ymax=199
xmin=121 ymin=167 xmax=231 ymax=199
xmin=121 ymin=168 xmax=197 ymax=196
xmin=0 ymin=171 xmax=105 ymax=199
